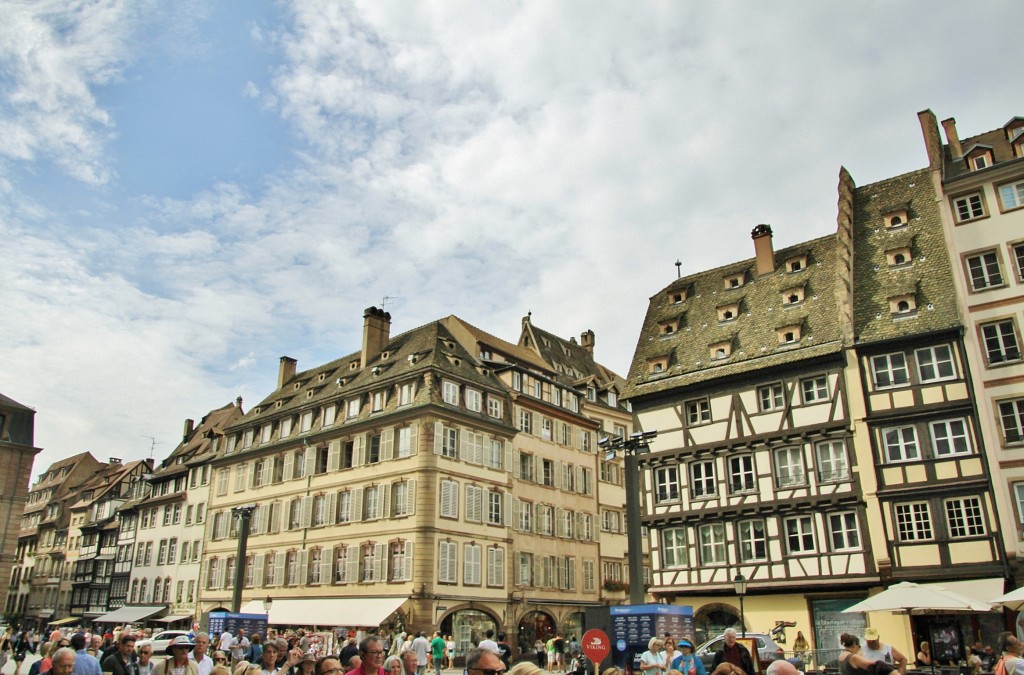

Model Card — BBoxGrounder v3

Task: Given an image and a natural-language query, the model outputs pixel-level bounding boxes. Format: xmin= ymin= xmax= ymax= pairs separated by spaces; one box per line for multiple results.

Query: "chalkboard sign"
xmin=811 ymin=599 xmax=865 ymax=667
xmin=208 ymin=612 xmax=269 ymax=638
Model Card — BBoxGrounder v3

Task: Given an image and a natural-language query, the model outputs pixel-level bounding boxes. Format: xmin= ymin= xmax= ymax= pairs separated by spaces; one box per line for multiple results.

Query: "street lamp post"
xmin=231 ymin=505 xmax=257 ymax=613
xmin=599 ymin=431 xmax=658 ymax=606
xmin=733 ymin=574 xmax=747 ymax=638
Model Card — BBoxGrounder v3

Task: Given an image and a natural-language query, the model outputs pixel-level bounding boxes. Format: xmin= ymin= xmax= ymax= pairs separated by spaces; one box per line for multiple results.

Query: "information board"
xmin=208 ymin=612 xmax=269 ymax=639
xmin=811 ymin=598 xmax=865 ymax=668
xmin=610 ymin=605 xmax=694 ymax=673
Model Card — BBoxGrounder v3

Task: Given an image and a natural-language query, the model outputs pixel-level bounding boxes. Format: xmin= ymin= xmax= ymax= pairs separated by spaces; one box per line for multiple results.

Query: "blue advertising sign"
xmin=610 ymin=605 xmax=694 ymax=673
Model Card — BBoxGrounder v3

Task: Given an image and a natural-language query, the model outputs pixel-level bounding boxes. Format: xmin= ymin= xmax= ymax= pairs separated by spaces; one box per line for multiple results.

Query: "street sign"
xmin=583 ymin=629 xmax=611 ymax=665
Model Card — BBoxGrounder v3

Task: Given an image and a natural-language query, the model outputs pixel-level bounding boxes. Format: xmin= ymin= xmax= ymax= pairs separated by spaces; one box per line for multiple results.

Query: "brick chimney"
xmin=918 ymin=110 xmax=943 ymax=169
xmin=751 ymin=224 xmax=775 ymax=276
xmin=941 ymin=118 xmax=963 ymax=159
xmin=361 ymin=306 xmax=392 ymax=366
xmin=580 ymin=329 xmax=595 ymax=354
xmin=182 ymin=418 xmax=195 ymax=442
xmin=278 ymin=356 xmax=298 ymax=389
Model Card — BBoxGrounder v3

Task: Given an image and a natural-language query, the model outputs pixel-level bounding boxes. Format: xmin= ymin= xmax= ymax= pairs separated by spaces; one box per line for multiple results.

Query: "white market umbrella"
xmin=992 ymin=587 xmax=1024 ymax=612
xmin=842 ymin=581 xmax=993 ymax=614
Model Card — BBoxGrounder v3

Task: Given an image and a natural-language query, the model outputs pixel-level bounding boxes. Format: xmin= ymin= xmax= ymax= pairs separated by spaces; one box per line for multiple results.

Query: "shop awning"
xmin=154 ymin=615 xmax=193 ymax=624
xmin=920 ymin=578 xmax=1003 ymax=608
xmin=48 ymin=617 xmax=80 ymax=626
xmin=92 ymin=605 xmax=166 ymax=624
xmin=239 ymin=597 xmax=407 ymax=627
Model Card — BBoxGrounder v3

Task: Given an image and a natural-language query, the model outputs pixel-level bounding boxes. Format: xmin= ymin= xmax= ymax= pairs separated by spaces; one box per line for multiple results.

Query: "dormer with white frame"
xmin=963 ymin=143 xmax=994 ymax=172
xmin=882 ymin=203 xmax=910 ymax=229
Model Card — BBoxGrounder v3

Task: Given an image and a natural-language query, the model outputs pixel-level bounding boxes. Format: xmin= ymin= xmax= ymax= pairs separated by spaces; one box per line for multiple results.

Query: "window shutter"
xmin=433 ymin=422 xmax=443 ymax=454
xmin=403 ymin=541 xmax=414 ymax=581
xmin=408 ymin=424 xmax=419 ymax=456
xmin=351 ymin=488 xmax=363 ymax=522
xmin=319 ymin=550 xmax=333 ymax=585
xmin=354 ymin=435 xmax=366 ymax=466
xmin=273 ymin=552 xmax=286 ymax=586
xmin=283 ymin=453 xmax=294 ymax=481
xmin=576 ymin=466 xmax=584 ymax=493
xmin=378 ymin=485 xmax=389 ymax=520
xmin=576 ymin=512 xmax=584 ymax=540
xmin=554 ymin=461 xmax=563 ymax=489
xmin=325 ymin=492 xmax=337 ymax=524
xmin=513 ymin=451 xmax=522 ymax=479
xmin=297 ymin=550 xmax=309 ymax=585
xmin=345 ymin=544 xmax=360 ymax=582
xmin=269 ymin=502 xmax=281 ymax=534
xmin=438 ymin=542 xmax=450 ymax=583
xmin=304 ymin=448 xmax=316 ymax=477
xmin=406 ymin=479 xmax=417 ymax=515
xmin=253 ymin=505 xmax=265 ymax=534
xmin=301 ymin=496 xmax=313 ymax=528
xmin=249 ymin=462 xmax=258 ymax=488
xmin=504 ymin=445 xmax=513 ymax=473
xmin=568 ymin=559 xmax=576 ymax=590
xmin=556 ymin=508 xmax=566 ymax=537
xmin=459 ymin=428 xmax=469 ymax=461
xmin=534 ymin=556 xmax=543 ymax=588
xmin=328 ymin=441 xmax=341 ymax=472
xmin=534 ymin=456 xmax=542 ymax=483
xmin=374 ymin=543 xmax=386 ymax=581
xmin=216 ymin=562 xmax=226 ymax=588
xmin=254 ymin=554 xmax=265 ymax=586
xmin=381 ymin=428 xmax=394 ymax=461
xmin=504 ymin=492 xmax=513 ymax=526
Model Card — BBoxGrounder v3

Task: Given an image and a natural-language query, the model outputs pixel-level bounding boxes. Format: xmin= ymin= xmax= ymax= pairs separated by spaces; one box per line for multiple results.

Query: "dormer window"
xmin=777 ymin=324 xmax=802 ymax=345
xmin=785 ymin=255 xmax=808 ymax=273
xmin=883 ymin=208 xmax=909 ymax=229
xmin=607 ymin=391 xmax=618 ymax=407
xmin=717 ymin=303 xmax=740 ymax=323
xmin=710 ymin=339 xmax=733 ymax=360
xmin=889 ymin=294 xmax=917 ymax=316
xmin=886 ymin=246 xmax=913 ymax=267
xmin=648 ymin=356 xmax=670 ymax=374
xmin=659 ymin=318 xmax=681 ymax=335
xmin=667 ymin=289 xmax=688 ymax=304
xmin=1006 ymin=118 xmax=1024 ymax=141
xmin=782 ymin=286 xmax=805 ymax=306
xmin=965 ymin=145 xmax=994 ymax=171
xmin=724 ymin=273 xmax=744 ymax=289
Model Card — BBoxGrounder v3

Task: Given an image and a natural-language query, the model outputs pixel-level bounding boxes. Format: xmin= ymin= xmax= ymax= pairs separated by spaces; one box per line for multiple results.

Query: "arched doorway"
xmin=694 ymin=604 xmax=740 ymax=645
xmin=440 ymin=608 xmax=498 ymax=660
xmin=517 ymin=611 xmax=556 ymax=659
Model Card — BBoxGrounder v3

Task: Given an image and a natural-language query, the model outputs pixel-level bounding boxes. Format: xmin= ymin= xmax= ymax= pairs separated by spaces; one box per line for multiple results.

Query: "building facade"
xmin=0 ymin=394 xmax=42 ymax=618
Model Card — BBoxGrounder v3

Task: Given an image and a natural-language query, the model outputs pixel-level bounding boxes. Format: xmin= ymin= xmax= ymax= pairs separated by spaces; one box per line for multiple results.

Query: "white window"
xmin=931 ymin=419 xmax=972 ymax=457
xmin=312 ymin=495 xmax=327 ymax=526
xmin=728 ymin=455 xmax=755 ymax=493
xmin=981 ymin=320 xmax=1021 ymax=365
xmin=801 ymin=376 xmax=828 ymax=403
xmin=784 ymin=516 xmax=815 ymax=554
xmin=281 ymin=416 xmax=293 ymax=437
xmin=243 ymin=429 xmax=254 ymax=448
xmin=465 ymin=389 xmax=482 ymax=412
xmin=999 ymin=179 xmax=1024 ymax=210
xmin=216 ymin=468 xmax=229 ymax=496
xmin=946 ymin=497 xmax=985 ymax=538
xmin=654 ymin=466 xmax=680 ymax=502
xmin=519 ymin=409 xmax=532 ymax=434
xmin=872 ymin=353 xmax=910 ymax=389
xmin=517 ymin=552 xmax=533 ymax=585
xmin=916 ymin=345 xmax=955 ymax=382
xmin=487 ymin=547 xmax=505 ymax=587
xmin=686 ymin=398 xmax=711 ymax=425
xmin=300 ymin=411 xmax=313 ymax=432
xmin=828 ymin=512 xmax=861 ymax=551
xmin=463 ymin=544 xmax=481 ymax=585
xmin=690 ymin=460 xmax=716 ymax=498
xmin=440 ymin=425 xmax=458 ymax=458
xmin=758 ymin=383 xmax=784 ymax=412
xmin=390 ymin=541 xmax=411 ymax=582
xmin=966 ymin=251 xmax=1004 ymax=291
xmin=371 ymin=390 xmax=386 ymax=412
xmin=486 ymin=439 xmax=503 ymax=469
xmin=334 ymin=547 xmax=349 ymax=583
xmin=261 ymin=424 xmax=272 ymax=443
xmin=1015 ymin=244 xmax=1024 ymax=282
xmin=397 ymin=426 xmax=414 ymax=457
xmin=486 ymin=490 xmax=503 ymax=525
xmin=738 ymin=519 xmax=767 ymax=561
xmin=442 ymin=381 xmax=459 ymax=405
xmin=883 ymin=426 xmax=920 ymax=463
xmin=487 ymin=397 xmax=502 ymax=418
xmin=234 ymin=463 xmax=248 ymax=492
xmin=439 ymin=480 xmax=459 ymax=519
xmin=774 ymin=447 xmax=805 ymax=487
xmin=698 ymin=523 xmax=726 ymax=565
xmin=583 ymin=559 xmax=596 ymax=592
xmin=392 ymin=481 xmax=413 ymax=517
xmin=1000 ymin=399 xmax=1024 ymax=445
xmin=895 ymin=502 xmax=932 ymax=541
xmin=533 ymin=379 xmax=542 ymax=398
xmin=347 ymin=398 xmax=360 ymax=419
xmin=816 ymin=440 xmax=849 ymax=482
xmin=661 ymin=528 xmax=687 ymax=568
xmin=1013 ymin=483 xmax=1024 ymax=525
xmin=517 ymin=500 xmax=532 ymax=532
xmin=952 ymin=192 xmax=985 ymax=222
xmin=323 ymin=405 xmax=336 ymax=427
xmin=607 ymin=391 xmax=618 ymax=407
xmin=399 ymin=382 xmax=415 ymax=406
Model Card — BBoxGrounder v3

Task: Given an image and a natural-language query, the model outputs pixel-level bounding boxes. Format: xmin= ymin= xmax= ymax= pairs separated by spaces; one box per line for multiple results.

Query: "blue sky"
xmin=2 ymin=0 xmax=1022 ymax=476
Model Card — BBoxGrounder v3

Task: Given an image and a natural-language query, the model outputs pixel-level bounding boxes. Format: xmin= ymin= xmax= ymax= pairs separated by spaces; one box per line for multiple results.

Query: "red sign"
xmin=582 ymin=629 xmax=611 ymax=664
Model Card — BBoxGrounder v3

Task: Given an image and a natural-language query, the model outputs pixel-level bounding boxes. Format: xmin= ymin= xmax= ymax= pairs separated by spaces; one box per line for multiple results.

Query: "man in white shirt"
xmin=189 ymin=633 xmax=213 ymax=675
xmin=218 ymin=632 xmax=234 ymax=654
xmin=411 ymin=634 xmax=430 ymax=675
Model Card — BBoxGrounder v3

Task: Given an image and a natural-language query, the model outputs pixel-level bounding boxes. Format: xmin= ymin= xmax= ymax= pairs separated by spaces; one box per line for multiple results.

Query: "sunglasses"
xmin=215 ymin=658 xmax=228 ymax=662
xmin=471 ymin=670 xmax=506 ymax=675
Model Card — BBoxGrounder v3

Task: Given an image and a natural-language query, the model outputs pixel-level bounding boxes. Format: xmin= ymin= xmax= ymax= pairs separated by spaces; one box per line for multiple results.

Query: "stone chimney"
xmin=751 ymin=224 xmax=775 ymax=276
xmin=917 ymin=109 xmax=943 ymax=169
xmin=361 ymin=306 xmax=392 ymax=366
xmin=278 ymin=356 xmax=298 ymax=389
xmin=941 ymin=117 xmax=963 ymax=159
xmin=580 ymin=330 xmax=595 ymax=354
xmin=236 ymin=396 xmax=244 ymax=412
xmin=182 ymin=418 xmax=195 ymax=442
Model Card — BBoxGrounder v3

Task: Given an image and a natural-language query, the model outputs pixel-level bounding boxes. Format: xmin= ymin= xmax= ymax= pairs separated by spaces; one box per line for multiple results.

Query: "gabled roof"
xmin=67 ymin=459 xmax=146 ymax=509
xmin=153 ymin=401 xmax=244 ymax=477
xmin=0 ymin=392 xmax=33 ymax=412
xmin=943 ymin=126 xmax=1023 ymax=181
xmin=625 ymin=232 xmax=845 ymax=399
xmin=518 ymin=319 xmax=627 ymax=397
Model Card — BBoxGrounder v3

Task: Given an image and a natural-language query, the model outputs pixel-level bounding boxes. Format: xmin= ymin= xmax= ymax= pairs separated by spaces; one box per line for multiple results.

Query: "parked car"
xmin=136 ymin=630 xmax=191 ymax=655
xmin=695 ymin=633 xmax=789 ymax=672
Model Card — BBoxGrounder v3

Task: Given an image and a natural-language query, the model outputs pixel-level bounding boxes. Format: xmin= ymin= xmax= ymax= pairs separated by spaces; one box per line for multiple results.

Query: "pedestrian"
xmin=445 ymin=638 xmax=455 ymax=671
xmin=534 ymin=640 xmax=545 ymax=669
xmin=465 ymin=648 xmax=506 ymax=675
xmin=155 ymin=636 xmax=200 ymax=675
xmin=350 ymin=638 xmax=386 ymax=675
xmin=411 ymin=634 xmax=429 ymax=675
xmin=509 ymin=664 xmax=541 ymax=675
xmin=710 ymin=629 xmax=753 ymax=675
xmin=401 ymin=650 xmax=418 ymax=675
xmin=383 ymin=656 xmax=403 ymax=675
xmin=478 ymin=633 xmax=499 ymax=656
xmin=640 ymin=638 xmax=667 ymax=675
xmin=669 ymin=640 xmax=705 ymax=675
xmin=44 ymin=648 xmax=76 ymax=675
xmin=295 ymin=652 xmax=317 ymax=675
xmin=14 ymin=630 xmax=38 ymax=675
xmin=248 ymin=636 xmax=264 ymax=666
xmin=860 ymin=628 xmax=907 ymax=675
xmin=430 ymin=633 xmax=446 ymax=675
xmin=791 ymin=633 xmax=808 ymax=659
xmin=70 ymin=633 xmax=101 ymax=675
xmin=137 ymin=644 xmax=155 ymax=675
xmin=662 ymin=638 xmax=678 ymax=670
xmin=191 ymin=633 xmax=215 ymax=675
xmin=838 ymin=633 xmax=875 ymax=675
xmin=495 ymin=634 xmax=512 ymax=668
xmin=101 ymin=635 xmax=139 ymax=675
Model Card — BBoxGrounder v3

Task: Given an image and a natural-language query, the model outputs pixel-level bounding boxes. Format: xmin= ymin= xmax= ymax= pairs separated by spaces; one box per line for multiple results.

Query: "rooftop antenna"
xmin=381 ymin=295 xmax=398 ymax=309
xmin=140 ymin=435 xmax=160 ymax=459
xmin=675 ymin=259 xmax=682 ymax=279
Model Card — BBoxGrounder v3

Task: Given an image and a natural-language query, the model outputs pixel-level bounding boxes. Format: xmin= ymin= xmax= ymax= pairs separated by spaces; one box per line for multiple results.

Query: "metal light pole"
xmin=599 ymin=431 xmax=658 ymax=606
xmin=231 ymin=505 xmax=256 ymax=613
xmin=733 ymin=574 xmax=747 ymax=638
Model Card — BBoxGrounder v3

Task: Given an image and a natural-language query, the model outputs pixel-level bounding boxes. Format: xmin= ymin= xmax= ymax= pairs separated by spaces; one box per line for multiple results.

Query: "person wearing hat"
xmin=861 ymin=628 xmax=906 ymax=675
xmin=292 ymin=652 xmax=317 ymax=675
xmin=155 ymin=636 xmax=200 ymax=675
xmin=669 ymin=640 xmax=706 ymax=675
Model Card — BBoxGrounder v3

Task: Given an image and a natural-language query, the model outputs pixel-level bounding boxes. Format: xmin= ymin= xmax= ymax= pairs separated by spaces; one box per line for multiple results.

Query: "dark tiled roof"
xmin=942 ymin=126 xmax=1024 ymax=181
xmin=624 ymin=233 xmax=845 ymax=398
xmin=0 ymin=392 xmax=34 ymax=412
xmin=851 ymin=168 xmax=962 ymax=343
xmin=154 ymin=401 xmax=244 ymax=476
